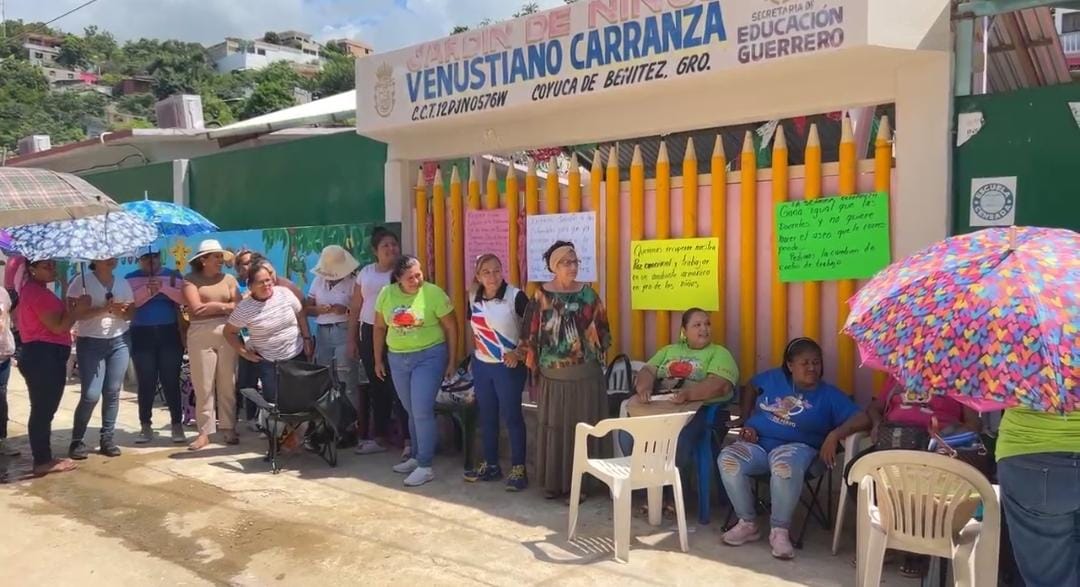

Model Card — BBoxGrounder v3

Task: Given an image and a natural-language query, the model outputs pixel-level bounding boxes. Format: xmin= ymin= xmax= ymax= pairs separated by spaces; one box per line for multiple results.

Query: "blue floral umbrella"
xmin=6 ymin=211 xmax=159 ymax=262
xmin=121 ymin=199 xmax=218 ymax=237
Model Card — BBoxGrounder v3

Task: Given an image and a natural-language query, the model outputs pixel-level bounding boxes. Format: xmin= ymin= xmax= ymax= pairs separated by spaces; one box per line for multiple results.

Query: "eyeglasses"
xmin=557 ymin=259 xmax=581 ymax=267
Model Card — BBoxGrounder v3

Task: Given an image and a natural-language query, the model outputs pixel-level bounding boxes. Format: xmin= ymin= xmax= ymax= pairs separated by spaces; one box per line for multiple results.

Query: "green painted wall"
xmin=81 ymin=161 xmax=174 ymax=203
xmin=188 ymin=131 xmax=387 ymax=231
xmin=953 ymin=82 xmax=1080 ymax=235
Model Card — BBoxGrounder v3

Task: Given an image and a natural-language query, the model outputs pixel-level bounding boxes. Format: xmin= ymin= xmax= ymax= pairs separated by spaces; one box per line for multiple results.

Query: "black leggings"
xmin=19 ymin=342 xmax=71 ymax=466
xmin=358 ymin=322 xmax=409 ymax=441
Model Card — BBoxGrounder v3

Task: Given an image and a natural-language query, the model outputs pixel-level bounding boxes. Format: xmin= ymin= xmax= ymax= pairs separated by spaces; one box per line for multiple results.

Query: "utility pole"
xmin=1 ymin=0 xmax=6 ymax=41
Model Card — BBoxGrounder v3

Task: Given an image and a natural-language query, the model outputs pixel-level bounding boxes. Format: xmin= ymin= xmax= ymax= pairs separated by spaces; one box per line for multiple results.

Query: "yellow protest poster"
xmin=630 ymin=237 xmax=720 ymax=311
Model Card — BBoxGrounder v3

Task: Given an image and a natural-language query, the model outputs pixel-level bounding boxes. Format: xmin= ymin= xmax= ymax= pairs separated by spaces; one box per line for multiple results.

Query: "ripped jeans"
xmin=718 ymin=441 xmax=819 ymax=529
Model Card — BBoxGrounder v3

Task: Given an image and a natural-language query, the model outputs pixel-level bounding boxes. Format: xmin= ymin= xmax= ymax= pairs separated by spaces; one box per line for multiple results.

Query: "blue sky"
xmin=8 ymin=0 xmax=568 ymax=52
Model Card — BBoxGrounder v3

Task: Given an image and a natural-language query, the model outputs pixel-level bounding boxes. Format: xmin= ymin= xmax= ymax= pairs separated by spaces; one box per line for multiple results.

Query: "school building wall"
xmin=79 ymin=132 xmax=389 ymax=230
xmin=953 ymin=81 xmax=1080 ymax=235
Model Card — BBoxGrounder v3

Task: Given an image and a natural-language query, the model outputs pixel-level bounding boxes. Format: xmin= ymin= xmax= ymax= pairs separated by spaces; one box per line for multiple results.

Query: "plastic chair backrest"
xmin=620 ymin=412 xmax=694 ymax=485
xmin=847 ymin=450 xmax=1000 ymax=547
xmin=606 ymin=354 xmax=633 ymax=394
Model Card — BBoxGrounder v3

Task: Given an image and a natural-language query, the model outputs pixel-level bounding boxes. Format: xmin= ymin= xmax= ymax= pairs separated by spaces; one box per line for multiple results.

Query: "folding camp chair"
xmin=723 ymin=463 xmax=835 ymax=549
xmin=240 ymin=359 xmax=351 ymax=474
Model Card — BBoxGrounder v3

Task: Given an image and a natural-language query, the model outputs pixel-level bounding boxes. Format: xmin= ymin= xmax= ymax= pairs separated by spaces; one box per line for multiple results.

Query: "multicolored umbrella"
xmin=121 ymin=199 xmax=218 ymax=237
xmin=844 ymin=227 xmax=1079 ymax=413
xmin=6 ymin=211 xmax=159 ymax=262
xmin=0 ymin=168 xmax=121 ymax=227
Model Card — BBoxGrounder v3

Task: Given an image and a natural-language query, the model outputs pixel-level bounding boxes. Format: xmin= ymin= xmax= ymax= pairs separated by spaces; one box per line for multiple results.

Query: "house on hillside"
xmin=328 ymin=38 xmax=374 ymax=58
xmin=113 ymin=76 xmax=155 ymax=97
xmin=208 ymin=36 xmax=323 ymax=74
xmin=22 ymin=34 xmax=63 ymax=67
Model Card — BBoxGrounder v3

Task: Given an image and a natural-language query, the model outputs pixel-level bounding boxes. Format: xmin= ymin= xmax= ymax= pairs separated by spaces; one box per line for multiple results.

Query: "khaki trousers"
xmin=187 ymin=319 xmax=237 ymax=436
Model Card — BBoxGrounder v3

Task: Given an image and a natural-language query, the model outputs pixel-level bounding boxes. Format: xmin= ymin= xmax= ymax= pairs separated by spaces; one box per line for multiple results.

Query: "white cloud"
xmin=6 ymin=0 xmax=568 ymax=52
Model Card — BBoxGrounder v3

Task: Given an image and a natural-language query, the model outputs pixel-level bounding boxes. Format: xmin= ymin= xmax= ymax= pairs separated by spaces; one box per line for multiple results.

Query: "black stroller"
xmin=240 ymin=360 xmax=356 ymax=474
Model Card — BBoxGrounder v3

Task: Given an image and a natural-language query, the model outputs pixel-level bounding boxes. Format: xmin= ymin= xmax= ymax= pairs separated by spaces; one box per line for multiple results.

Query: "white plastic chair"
xmin=848 ymin=451 xmax=1000 ymax=587
xmin=567 ymin=412 xmax=695 ymax=563
xmin=609 ymin=361 xmax=647 ymax=459
xmin=830 ymin=431 xmax=870 ymax=554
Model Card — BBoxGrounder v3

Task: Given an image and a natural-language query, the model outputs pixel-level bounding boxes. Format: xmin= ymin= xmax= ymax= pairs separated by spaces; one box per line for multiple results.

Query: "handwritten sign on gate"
xmin=776 ymin=192 xmax=891 ymax=282
xmin=631 ymin=238 xmax=720 ymax=311
xmin=464 ymin=208 xmax=510 ymax=286
xmin=526 ymin=211 xmax=597 ymax=282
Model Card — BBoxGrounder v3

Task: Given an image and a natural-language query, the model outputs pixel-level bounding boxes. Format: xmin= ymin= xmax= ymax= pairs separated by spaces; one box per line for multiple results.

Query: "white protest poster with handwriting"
xmin=526 ymin=211 xmax=597 ymax=282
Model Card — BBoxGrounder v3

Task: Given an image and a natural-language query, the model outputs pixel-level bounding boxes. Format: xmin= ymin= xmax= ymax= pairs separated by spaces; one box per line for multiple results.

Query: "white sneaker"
xmin=355 ymin=440 xmax=387 ymax=455
xmin=403 ymin=466 xmax=434 ymax=487
xmin=769 ymin=528 xmax=795 ymax=560
xmin=722 ymin=519 xmax=761 ymax=546
xmin=393 ymin=458 xmax=419 ymax=474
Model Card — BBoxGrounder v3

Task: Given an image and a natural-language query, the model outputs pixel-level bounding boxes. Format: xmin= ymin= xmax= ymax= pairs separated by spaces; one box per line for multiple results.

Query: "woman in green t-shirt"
xmin=372 ymin=255 xmax=457 ymax=488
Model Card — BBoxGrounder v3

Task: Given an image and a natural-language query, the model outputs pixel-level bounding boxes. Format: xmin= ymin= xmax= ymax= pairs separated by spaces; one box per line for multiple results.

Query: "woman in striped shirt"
xmin=225 ymin=261 xmax=313 ymax=403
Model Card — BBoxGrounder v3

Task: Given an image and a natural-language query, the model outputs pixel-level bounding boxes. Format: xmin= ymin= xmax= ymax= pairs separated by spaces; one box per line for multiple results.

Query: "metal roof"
xmin=986 ymin=6 xmax=1074 ymax=92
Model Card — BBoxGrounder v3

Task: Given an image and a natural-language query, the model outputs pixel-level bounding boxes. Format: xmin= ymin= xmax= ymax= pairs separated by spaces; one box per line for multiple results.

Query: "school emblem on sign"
xmin=373 ymin=62 xmax=396 ymax=118
xmin=969 ymin=176 xmax=1017 ymax=227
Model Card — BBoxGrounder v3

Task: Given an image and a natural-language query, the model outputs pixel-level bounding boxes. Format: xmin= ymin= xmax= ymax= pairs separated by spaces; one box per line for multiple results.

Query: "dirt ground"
xmin=0 ymin=371 xmax=915 ymax=586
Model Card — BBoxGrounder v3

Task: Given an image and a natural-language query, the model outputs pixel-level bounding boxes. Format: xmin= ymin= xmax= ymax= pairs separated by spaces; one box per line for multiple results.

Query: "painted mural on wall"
xmin=61 ymin=222 xmax=401 ymax=286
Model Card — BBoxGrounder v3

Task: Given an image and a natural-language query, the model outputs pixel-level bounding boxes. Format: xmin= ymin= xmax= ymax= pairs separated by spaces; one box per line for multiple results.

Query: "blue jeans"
xmin=19 ymin=342 xmax=71 ymax=465
xmin=472 ymin=358 xmax=527 ymax=467
xmin=72 ymin=334 xmax=131 ymax=444
xmin=718 ymin=441 xmax=819 ymax=529
xmin=998 ymin=452 xmax=1080 ymax=587
xmin=0 ymin=358 xmax=10 ymax=439
xmin=130 ymin=324 xmax=184 ymax=425
xmin=388 ymin=343 xmax=448 ymax=468
xmin=315 ymin=323 xmax=358 ymax=388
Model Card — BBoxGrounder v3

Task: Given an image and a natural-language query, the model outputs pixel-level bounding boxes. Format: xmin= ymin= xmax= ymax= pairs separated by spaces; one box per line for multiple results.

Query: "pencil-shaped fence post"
xmin=525 ymin=158 xmax=540 ymax=297
xmin=545 ymin=156 xmax=560 ymax=214
xmin=655 ymin=140 xmax=671 ymax=350
xmin=449 ymin=165 xmax=466 ymax=362
xmin=415 ymin=168 xmax=429 ymax=276
xmin=739 ymin=131 xmax=757 ymax=382
xmin=567 ymin=152 xmax=582 ymax=213
xmin=506 ymin=166 xmax=520 ymax=286
xmin=468 ymin=159 xmax=481 ymax=211
xmin=872 ymin=115 xmax=893 ymax=395
xmin=629 ymin=145 xmax=646 ymax=361
xmin=837 ymin=116 xmax=858 ymax=394
xmin=771 ymin=126 xmax=789 ymax=366
xmin=711 ymin=135 xmax=726 ymax=345
xmin=433 ymin=167 xmax=448 ymax=291
xmin=802 ymin=124 xmax=822 ymax=343
xmin=683 ymin=138 xmax=698 ymax=239
xmin=485 ymin=162 xmax=499 ymax=210
xmin=605 ymin=145 xmax=621 ymax=358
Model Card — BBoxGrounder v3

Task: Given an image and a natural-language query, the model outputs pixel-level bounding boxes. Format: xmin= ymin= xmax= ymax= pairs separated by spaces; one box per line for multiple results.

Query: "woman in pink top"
xmin=16 ymin=259 xmax=91 ymax=477
xmin=868 ymin=379 xmax=980 ymax=437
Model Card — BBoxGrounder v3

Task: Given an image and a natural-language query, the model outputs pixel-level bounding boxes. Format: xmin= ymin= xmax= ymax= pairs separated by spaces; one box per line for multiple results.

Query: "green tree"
xmin=313 ymin=54 xmax=355 ymax=97
xmin=82 ymin=26 xmax=118 ymax=63
xmin=57 ymin=35 xmax=91 ymax=69
xmin=0 ymin=19 xmax=59 ymax=59
xmin=200 ymin=93 xmax=236 ymax=127
xmin=262 ymin=31 xmax=283 ymax=45
xmin=239 ymin=63 xmax=303 ymax=119
xmin=147 ymin=41 xmax=215 ymax=99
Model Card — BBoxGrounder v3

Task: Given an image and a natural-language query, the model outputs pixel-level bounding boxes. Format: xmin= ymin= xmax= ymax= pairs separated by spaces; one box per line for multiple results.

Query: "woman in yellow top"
xmin=372 ymin=255 xmax=457 ymax=488
xmin=996 ymin=409 xmax=1080 ymax=586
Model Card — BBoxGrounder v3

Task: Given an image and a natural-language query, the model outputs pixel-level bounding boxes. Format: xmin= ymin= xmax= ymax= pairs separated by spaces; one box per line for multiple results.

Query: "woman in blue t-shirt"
xmin=718 ymin=337 xmax=870 ymax=560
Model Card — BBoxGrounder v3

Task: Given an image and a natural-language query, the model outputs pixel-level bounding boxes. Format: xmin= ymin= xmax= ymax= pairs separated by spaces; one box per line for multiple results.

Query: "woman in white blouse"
xmin=306 ymin=246 xmax=360 ymax=386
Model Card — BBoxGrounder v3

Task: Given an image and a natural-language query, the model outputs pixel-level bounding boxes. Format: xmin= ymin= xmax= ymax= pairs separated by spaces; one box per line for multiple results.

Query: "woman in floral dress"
xmin=521 ymin=240 xmax=610 ymax=500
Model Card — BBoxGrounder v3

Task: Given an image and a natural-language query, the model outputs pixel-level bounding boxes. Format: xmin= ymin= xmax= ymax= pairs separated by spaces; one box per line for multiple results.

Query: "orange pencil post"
xmin=485 ymin=162 xmax=499 ymax=210
xmin=525 ymin=158 xmax=540 ymax=297
xmin=654 ymin=140 xmax=671 ymax=350
xmin=605 ymin=145 xmax=621 ymax=357
xmin=433 ymin=168 xmax=448 ymax=291
xmin=629 ymin=145 xmax=645 ymax=360
xmin=710 ymin=135 xmax=726 ymax=345
xmin=871 ymin=115 xmax=893 ymax=395
xmin=739 ymin=131 xmax=757 ymax=383
xmin=770 ymin=126 xmax=789 ymax=366
xmin=802 ymin=124 xmax=822 ymax=342
xmin=567 ymin=152 xmax=582 ymax=213
xmin=545 ymin=156 xmax=560 ymax=214
xmin=414 ymin=168 xmax=429 ymax=275
xmin=449 ymin=166 xmax=466 ymax=362
xmin=468 ymin=159 xmax=481 ymax=211
xmin=506 ymin=166 xmax=520 ymax=286
xmin=683 ymin=137 xmax=698 ymax=238
xmin=837 ymin=116 xmax=857 ymax=394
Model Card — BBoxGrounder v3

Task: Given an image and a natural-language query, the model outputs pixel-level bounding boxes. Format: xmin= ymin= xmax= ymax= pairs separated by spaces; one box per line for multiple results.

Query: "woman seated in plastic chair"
xmin=618 ymin=308 xmax=737 ymax=515
xmin=719 ymin=337 xmax=870 ymax=560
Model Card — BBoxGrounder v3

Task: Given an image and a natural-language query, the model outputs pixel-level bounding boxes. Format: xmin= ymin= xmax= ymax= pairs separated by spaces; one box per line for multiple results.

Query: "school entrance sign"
xmin=358 ymin=0 xmax=868 ymax=134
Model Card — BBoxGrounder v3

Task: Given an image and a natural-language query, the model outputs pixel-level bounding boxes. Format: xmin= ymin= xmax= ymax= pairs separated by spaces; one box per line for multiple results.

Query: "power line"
xmin=43 ymin=0 xmax=104 ymax=27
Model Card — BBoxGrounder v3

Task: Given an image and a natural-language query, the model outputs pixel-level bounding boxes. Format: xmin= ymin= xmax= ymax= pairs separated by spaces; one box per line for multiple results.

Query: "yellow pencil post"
xmin=803 ymin=124 xmax=822 ymax=343
xmin=683 ymin=137 xmax=698 ymax=238
xmin=414 ymin=168 xmax=428 ymax=276
xmin=739 ymin=131 xmax=757 ymax=383
xmin=710 ymin=135 xmax=727 ymax=345
xmin=605 ymin=145 xmax=621 ymax=357
xmin=872 ymin=115 xmax=893 ymax=396
xmin=506 ymin=166 xmax=520 ymax=286
xmin=567 ymin=152 xmax=582 ymax=213
xmin=655 ymin=140 xmax=671 ymax=350
xmin=485 ymin=162 xmax=499 ymax=210
xmin=433 ymin=167 xmax=448 ymax=291
xmin=525 ymin=158 xmax=540 ymax=297
xmin=837 ymin=116 xmax=857 ymax=394
xmin=771 ymin=126 xmax=789 ymax=366
xmin=589 ymin=150 xmax=602 ymax=291
xmin=468 ymin=159 xmax=481 ymax=211
xmin=629 ymin=145 xmax=646 ymax=361
xmin=449 ymin=166 xmax=466 ymax=362
xmin=545 ymin=156 xmax=560 ymax=214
